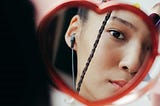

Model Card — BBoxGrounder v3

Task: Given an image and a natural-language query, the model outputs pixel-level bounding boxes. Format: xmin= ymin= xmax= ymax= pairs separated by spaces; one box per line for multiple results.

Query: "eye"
xmin=108 ymin=30 xmax=125 ymax=40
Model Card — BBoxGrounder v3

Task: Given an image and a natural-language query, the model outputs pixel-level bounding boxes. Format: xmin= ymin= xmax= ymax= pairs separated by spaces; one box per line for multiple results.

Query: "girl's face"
xmin=66 ymin=9 xmax=152 ymax=101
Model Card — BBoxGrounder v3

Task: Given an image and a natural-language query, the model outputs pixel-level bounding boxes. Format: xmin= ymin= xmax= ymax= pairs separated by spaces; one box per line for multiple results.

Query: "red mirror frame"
xmin=37 ymin=0 xmax=158 ymax=105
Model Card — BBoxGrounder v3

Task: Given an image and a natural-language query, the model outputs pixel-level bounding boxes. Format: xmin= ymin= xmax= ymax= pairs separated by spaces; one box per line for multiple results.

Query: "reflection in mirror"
xmin=39 ymin=6 xmax=154 ymax=101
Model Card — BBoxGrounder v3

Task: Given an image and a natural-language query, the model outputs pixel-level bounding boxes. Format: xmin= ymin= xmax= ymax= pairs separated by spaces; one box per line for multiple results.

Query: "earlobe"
xmin=65 ymin=15 xmax=81 ymax=50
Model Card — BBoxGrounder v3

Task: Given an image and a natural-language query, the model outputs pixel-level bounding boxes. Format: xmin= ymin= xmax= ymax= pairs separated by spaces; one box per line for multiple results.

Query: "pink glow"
xmin=31 ymin=0 xmax=63 ymax=26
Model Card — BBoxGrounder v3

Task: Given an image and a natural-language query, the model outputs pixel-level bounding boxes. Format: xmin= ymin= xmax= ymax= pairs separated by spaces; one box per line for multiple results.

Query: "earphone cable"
xmin=71 ymin=48 xmax=76 ymax=90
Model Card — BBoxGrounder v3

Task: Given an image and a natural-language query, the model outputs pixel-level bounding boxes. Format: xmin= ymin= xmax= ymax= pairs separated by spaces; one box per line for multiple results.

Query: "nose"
xmin=119 ymin=43 xmax=144 ymax=75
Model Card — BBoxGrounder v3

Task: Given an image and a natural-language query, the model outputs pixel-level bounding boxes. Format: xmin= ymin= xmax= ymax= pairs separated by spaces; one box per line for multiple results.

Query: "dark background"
xmin=0 ymin=0 xmax=50 ymax=106
xmin=54 ymin=8 xmax=78 ymax=76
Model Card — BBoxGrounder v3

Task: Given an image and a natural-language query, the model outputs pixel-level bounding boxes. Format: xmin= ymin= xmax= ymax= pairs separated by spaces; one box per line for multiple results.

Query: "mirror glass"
xmin=37 ymin=3 xmax=158 ymax=103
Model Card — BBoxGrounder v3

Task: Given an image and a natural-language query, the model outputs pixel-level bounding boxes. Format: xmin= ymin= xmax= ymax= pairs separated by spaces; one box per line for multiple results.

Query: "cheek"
xmin=76 ymin=33 xmax=95 ymax=76
xmin=91 ymin=35 xmax=122 ymax=69
xmin=76 ymin=27 xmax=101 ymax=72
xmin=82 ymin=35 xmax=123 ymax=85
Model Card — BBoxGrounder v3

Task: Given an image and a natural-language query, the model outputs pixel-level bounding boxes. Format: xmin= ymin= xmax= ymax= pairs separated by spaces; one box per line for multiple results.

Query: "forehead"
xmin=110 ymin=10 xmax=146 ymax=27
xmin=110 ymin=10 xmax=150 ymax=38
xmin=86 ymin=9 xmax=150 ymax=35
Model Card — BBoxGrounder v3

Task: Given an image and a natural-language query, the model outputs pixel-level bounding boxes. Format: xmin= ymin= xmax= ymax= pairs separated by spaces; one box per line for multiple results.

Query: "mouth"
xmin=109 ymin=80 xmax=127 ymax=89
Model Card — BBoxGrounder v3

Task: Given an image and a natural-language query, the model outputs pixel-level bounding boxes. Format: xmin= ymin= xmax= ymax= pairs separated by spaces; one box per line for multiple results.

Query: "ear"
xmin=65 ymin=15 xmax=81 ymax=51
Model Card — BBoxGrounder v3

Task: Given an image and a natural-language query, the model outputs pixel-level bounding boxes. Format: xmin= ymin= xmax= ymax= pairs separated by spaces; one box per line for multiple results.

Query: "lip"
xmin=109 ymin=80 xmax=127 ymax=88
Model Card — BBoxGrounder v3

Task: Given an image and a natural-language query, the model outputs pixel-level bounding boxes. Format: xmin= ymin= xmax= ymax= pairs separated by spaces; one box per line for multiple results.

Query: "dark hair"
xmin=77 ymin=0 xmax=108 ymax=22
xmin=77 ymin=7 xmax=89 ymax=22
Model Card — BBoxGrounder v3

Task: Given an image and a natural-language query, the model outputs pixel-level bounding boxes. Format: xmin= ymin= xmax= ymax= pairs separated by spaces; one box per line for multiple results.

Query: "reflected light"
xmin=112 ymin=93 xmax=139 ymax=105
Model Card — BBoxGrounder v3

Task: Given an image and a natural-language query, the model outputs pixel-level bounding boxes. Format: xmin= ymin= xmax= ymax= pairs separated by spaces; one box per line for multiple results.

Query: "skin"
xmin=65 ymin=9 xmax=151 ymax=101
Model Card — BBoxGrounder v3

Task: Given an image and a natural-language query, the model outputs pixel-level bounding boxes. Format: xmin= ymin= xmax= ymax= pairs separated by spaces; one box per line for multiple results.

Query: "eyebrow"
xmin=111 ymin=16 xmax=137 ymax=31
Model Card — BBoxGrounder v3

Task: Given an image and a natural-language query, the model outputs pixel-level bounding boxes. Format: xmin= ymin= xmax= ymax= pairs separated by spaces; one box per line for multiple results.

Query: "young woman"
xmin=64 ymin=7 xmax=152 ymax=101
xmin=35 ymin=0 xmax=160 ymax=105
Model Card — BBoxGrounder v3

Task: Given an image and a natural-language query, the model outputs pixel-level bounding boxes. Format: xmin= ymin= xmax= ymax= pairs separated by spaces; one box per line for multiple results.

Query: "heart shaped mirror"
xmin=35 ymin=0 xmax=160 ymax=105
